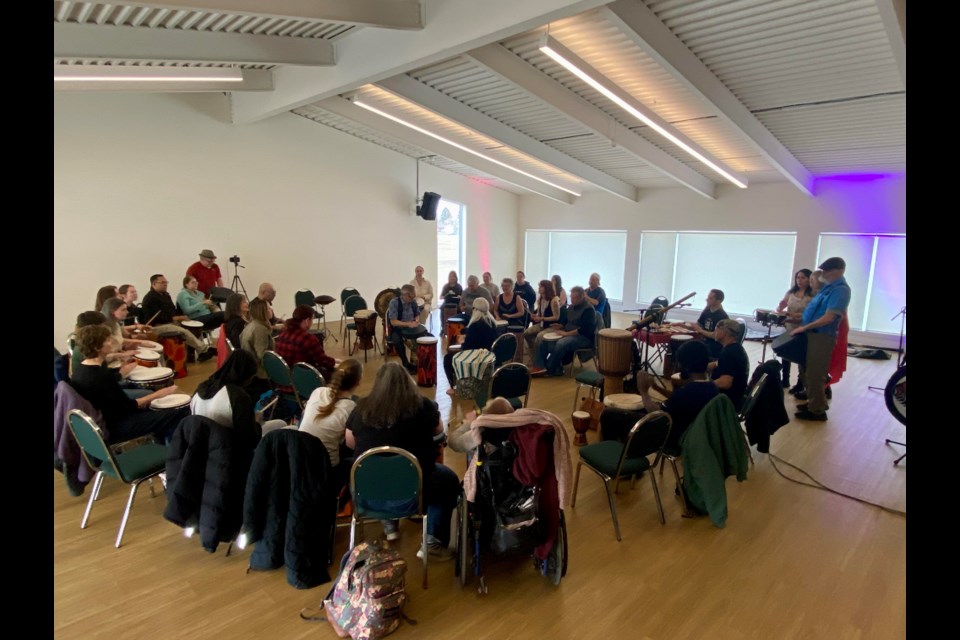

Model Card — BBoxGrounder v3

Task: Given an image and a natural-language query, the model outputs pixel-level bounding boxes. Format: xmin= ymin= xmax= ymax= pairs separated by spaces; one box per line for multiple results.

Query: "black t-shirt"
xmin=71 ymin=362 xmax=138 ymax=426
xmin=698 ymin=306 xmax=729 ymax=357
xmin=515 ymin=282 xmax=537 ymax=310
xmin=712 ymin=343 xmax=749 ymax=412
xmin=347 ymin=396 xmax=441 ymax=475
xmin=142 ymin=289 xmax=178 ymax=325
xmin=661 ymin=381 xmax=720 ymax=451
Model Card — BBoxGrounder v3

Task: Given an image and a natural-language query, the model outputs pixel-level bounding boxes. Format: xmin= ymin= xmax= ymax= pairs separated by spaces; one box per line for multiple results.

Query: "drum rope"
xmin=765 ymin=453 xmax=906 ymax=517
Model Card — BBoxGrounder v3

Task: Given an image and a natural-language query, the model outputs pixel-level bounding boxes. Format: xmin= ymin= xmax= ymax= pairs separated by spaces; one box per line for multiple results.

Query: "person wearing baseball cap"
xmin=789 ymin=257 xmax=851 ymax=421
xmin=186 ymin=249 xmax=224 ymax=296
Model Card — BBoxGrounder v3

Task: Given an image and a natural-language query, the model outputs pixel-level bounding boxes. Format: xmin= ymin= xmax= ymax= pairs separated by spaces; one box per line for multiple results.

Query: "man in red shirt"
xmin=185 ymin=249 xmax=224 ymax=296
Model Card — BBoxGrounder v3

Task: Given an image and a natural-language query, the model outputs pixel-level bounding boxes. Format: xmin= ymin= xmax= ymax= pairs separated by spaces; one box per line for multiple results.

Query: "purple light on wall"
xmin=811 ymin=172 xmax=906 ymax=230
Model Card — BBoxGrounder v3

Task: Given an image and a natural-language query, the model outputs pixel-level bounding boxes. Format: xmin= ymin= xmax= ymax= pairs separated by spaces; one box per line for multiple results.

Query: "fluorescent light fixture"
xmin=54 ymin=65 xmax=244 ymax=83
xmin=539 ymin=35 xmax=747 ymax=189
xmin=352 ymin=98 xmax=582 ymax=197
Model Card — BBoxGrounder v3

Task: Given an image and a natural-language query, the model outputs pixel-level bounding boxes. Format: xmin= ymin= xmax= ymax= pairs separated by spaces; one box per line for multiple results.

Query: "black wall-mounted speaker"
xmin=417 ymin=191 xmax=441 ymax=221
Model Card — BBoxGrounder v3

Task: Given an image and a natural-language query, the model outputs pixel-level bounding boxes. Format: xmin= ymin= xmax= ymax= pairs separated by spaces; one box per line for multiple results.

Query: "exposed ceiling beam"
xmin=228 ymin=0 xmax=612 ymax=124
xmin=602 ymin=0 xmax=813 ymax=196
xmin=875 ymin=0 xmax=905 ymax=85
xmin=54 ymin=21 xmax=335 ymax=67
xmin=53 ymin=64 xmax=273 ymax=92
xmin=466 ymin=43 xmax=717 ymax=199
xmin=376 ymin=74 xmax=639 ymax=202
xmin=317 ymin=96 xmax=575 ymax=204
xmin=114 ymin=1 xmax=425 ymax=30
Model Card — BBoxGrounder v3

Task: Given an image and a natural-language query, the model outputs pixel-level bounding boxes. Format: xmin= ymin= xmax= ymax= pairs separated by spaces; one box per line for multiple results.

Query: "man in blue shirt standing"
xmin=790 ymin=257 xmax=851 ymax=421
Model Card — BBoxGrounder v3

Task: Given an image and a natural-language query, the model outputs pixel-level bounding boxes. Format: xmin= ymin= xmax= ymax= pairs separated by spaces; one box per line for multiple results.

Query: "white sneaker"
xmin=417 ymin=542 xmax=454 ymax=562
xmin=383 ymin=520 xmax=401 ymax=542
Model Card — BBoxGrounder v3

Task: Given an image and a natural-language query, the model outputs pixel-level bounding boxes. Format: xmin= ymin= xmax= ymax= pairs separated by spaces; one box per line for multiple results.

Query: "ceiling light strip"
xmin=352 ymin=99 xmax=581 ymax=196
xmin=54 ymin=65 xmax=244 ymax=83
xmin=539 ymin=36 xmax=747 ymax=189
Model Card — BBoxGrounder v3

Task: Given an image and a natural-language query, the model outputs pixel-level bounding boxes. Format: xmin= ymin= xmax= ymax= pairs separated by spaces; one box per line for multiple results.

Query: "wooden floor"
xmin=54 ymin=313 xmax=907 ymax=639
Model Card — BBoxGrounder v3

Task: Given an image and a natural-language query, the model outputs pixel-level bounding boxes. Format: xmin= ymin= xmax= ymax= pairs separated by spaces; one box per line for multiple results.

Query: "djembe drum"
xmin=597 ymin=328 xmax=634 ymax=396
xmin=157 ymin=332 xmax=187 ymax=378
xmin=446 ymin=318 xmax=465 ymax=347
xmin=600 ymin=393 xmax=646 ymax=443
xmin=134 ymin=350 xmax=161 ymax=368
xmin=352 ymin=310 xmax=377 ymax=351
xmin=571 ymin=410 xmax=591 ymax=446
xmin=416 ymin=336 xmax=438 ymax=387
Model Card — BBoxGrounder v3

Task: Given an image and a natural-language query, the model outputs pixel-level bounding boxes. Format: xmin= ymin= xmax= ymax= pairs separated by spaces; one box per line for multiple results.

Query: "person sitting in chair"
xmin=443 ymin=297 xmax=498 ymax=394
xmin=118 ymin=284 xmax=143 ymax=325
xmin=223 ymin=293 xmax=249 ymax=351
xmin=387 ymin=284 xmax=431 ymax=374
xmin=176 ymin=275 xmax=225 ymax=330
xmin=257 ymin=282 xmax=282 ymax=325
xmin=635 ymin=340 xmax=720 ymax=454
xmin=455 ymin=275 xmax=494 ymax=320
xmin=345 ymin=362 xmax=458 ymax=558
xmin=410 ymin=266 xmax=435 ymax=326
xmin=686 ymin=289 xmax=729 ymax=360
xmin=274 ymin=305 xmax=337 ymax=381
xmin=708 ymin=319 xmax=750 ymax=412
xmin=141 ymin=273 xmax=214 ymax=360
xmin=530 ymin=286 xmax=596 ymax=377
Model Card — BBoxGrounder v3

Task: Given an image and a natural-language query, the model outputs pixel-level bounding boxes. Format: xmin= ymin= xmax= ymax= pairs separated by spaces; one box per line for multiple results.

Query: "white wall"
xmin=54 ymin=93 xmax=519 ymax=345
xmin=517 ymin=176 xmax=906 ymax=346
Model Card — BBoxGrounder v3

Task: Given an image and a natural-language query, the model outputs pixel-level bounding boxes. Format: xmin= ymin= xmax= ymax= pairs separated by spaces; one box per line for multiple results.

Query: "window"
xmin=524 ymin=230 xmax=627 ymax=301
xmin=817 ymin=234 xmax=905 ymax=334
xmin=637 ymin=231 xmax=797 ymax=316
xmin=437 ymin=199 xmax=465 ymax=282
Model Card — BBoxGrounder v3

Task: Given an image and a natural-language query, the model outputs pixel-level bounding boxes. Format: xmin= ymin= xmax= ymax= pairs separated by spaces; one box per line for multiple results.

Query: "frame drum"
xmin=884 ymin=365 xmax=906 ymax=426
xmin=597 ymin=328 xmax=634 ymax=395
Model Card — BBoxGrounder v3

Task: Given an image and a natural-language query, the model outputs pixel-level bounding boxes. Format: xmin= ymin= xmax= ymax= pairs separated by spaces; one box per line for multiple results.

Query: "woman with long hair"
xmin=552 ymin=274 xmax=567 ymax=308
xmin=443 ymin=297 xmax=498 ymax=394
xmin=240 ymin=297 xmax=275 ymax=380
xmin=101 ymin=298 xmax=148 ymax=353
xmin=523 ymin=279 xmax=561 ymax=361
xmin=223 ymin=293 xmax=249 ymax=351
xmin=94 ymin=285 xmax=119 ymax=316
xmin=70 ymin=324 xmax=187 ymax=443
xmin=345 ymin=362 xmax=459 ymax=557
xmin=190 ymin=349 xmax=261 ymax=443
xmin=299 ymin=358 xmax=363 ymax=489
xmin=440 ymin=270 xmax=463 ymax=303
xmin=777 ymin=269 xmax=813 ymax=391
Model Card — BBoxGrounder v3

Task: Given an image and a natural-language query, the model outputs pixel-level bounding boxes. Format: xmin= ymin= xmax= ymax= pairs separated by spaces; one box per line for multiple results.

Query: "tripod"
xmin=230 ymin=261 xmax=248 ymax=298
xmin=868 ymin=306 xmax=906 ymax=392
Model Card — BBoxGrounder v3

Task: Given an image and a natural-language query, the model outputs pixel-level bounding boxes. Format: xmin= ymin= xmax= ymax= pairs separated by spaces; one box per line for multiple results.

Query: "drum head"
xmin=542 ymin=332 xmax=562 ymax=341
xmin=182 ymin=320 xmax=203 ymax=328
xmin=572 ymin=411 xmax=590 ymax=419
xmin=129 ymin=366 xmax=174 ymax=381
xmin=150 ymin=393 xmax=191 ymax=410
xmin=417 ymin=336 xmax=438 ymax=344
xmin=671 ymin=335 xmax=693 ymax=342
xmin=135 ymin=350 xmax=161 ymax=360
xmin=138 ymin=340 xmax=163 ymax=351
xmin=884 ymin=365 xmax=906 ymax=426
xmin=599 ymin=328 xmax=631 ymax=338
xmin=604 ymin=393 xmax=644 ymax=410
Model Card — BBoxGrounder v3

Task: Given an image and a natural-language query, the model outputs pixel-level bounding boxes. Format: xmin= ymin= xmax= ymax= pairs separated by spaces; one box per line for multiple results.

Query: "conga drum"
xmin=149 ymin=393 xmax=191 ymax=411
xmin=571 ymin=411 xmax=591 ymax=446
xmin=134 ymin=349 xmax=161 ymax=368
xmin=181 ymin=320 xmax=204 ymax=339
xmin=127 ymin=366 xmax=176 ymax=391
xmin=446 ymin=318 xmax=465 ymax=346
xmin=353 ymin=310 xmax=377 ymax=351
xmin=597 ymin=329 xmax=634 ymax=396
xmin=416 ymin=336 xmax=438 ymax=387
xmin=600 ymin=393 xmax=646 ymax=443
xmin=158 ymin=332 xmax=188 ymax=378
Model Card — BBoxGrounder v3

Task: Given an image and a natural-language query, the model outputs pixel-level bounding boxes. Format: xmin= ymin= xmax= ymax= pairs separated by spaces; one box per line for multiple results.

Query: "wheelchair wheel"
xmin=454 ymin=492 xmax=470 ymax=586
xmin=547 ymin=511 xmax=568 ymax=585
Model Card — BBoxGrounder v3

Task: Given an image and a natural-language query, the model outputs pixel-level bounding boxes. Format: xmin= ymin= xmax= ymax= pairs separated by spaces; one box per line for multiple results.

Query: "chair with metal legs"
xmin=67 ymin=409 xmax=167 ymax=548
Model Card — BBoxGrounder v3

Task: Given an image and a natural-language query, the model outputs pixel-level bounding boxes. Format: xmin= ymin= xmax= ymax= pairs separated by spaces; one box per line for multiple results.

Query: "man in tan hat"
xmin=186 ymin=249 xmax=223 ymax=296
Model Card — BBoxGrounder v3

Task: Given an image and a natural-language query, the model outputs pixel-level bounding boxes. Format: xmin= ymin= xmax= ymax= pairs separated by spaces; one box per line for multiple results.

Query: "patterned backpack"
xmin=313 ymin=542 xmax=410 ymax=640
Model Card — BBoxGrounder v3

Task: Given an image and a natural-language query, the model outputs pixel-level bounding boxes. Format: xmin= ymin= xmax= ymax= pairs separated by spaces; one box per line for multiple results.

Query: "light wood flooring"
xmin=53 ymin=313 xmax=907 ymax=639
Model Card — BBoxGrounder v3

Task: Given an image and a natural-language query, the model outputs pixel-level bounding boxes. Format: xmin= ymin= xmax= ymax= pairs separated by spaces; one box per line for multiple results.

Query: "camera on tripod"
xmin=229 ymin=255 xmax=241 ymax=265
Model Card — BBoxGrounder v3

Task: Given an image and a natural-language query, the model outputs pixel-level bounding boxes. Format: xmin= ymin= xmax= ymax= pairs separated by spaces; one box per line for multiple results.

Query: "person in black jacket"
xmin=443 ymin=297 xmax=498 ymax=392
xmin=222 ymin=293 xmax=249 ymax=351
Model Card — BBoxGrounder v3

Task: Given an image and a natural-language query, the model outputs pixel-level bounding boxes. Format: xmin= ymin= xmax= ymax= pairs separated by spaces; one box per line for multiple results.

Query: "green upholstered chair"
xmin=572 ymin=410 xmax=672 ymax=541
xmin=67 ymin=409 xmax=168 ymax=548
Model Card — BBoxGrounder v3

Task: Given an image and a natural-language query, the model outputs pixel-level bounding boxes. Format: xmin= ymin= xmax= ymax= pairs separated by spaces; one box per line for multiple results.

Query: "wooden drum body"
xmin=597 ymin=328 xmax=634 ymax=396
xmin=158 ymin=332 xmax=187 ymax=378
xmin=353 ymin=310 xmax=377 ymax=350
xmin=571 ymin=410 xmax=591 ymax=446
xmin=134 ymin=350 xmax=161 ymax=368
xmin=446 ymin=318 xmax=465 ymax=346
xmin=416 ymin=336 xmax=438 ymax=387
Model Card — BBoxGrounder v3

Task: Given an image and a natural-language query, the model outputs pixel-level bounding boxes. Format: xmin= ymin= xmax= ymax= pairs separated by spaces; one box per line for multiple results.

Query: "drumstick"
xmin=143 ymin=310 xmax=161 ymax=328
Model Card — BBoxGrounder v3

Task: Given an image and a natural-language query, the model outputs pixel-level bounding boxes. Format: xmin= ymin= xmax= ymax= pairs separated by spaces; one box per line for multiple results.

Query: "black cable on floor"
xmin=766 ymin=452 xmax=906 ymax=517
